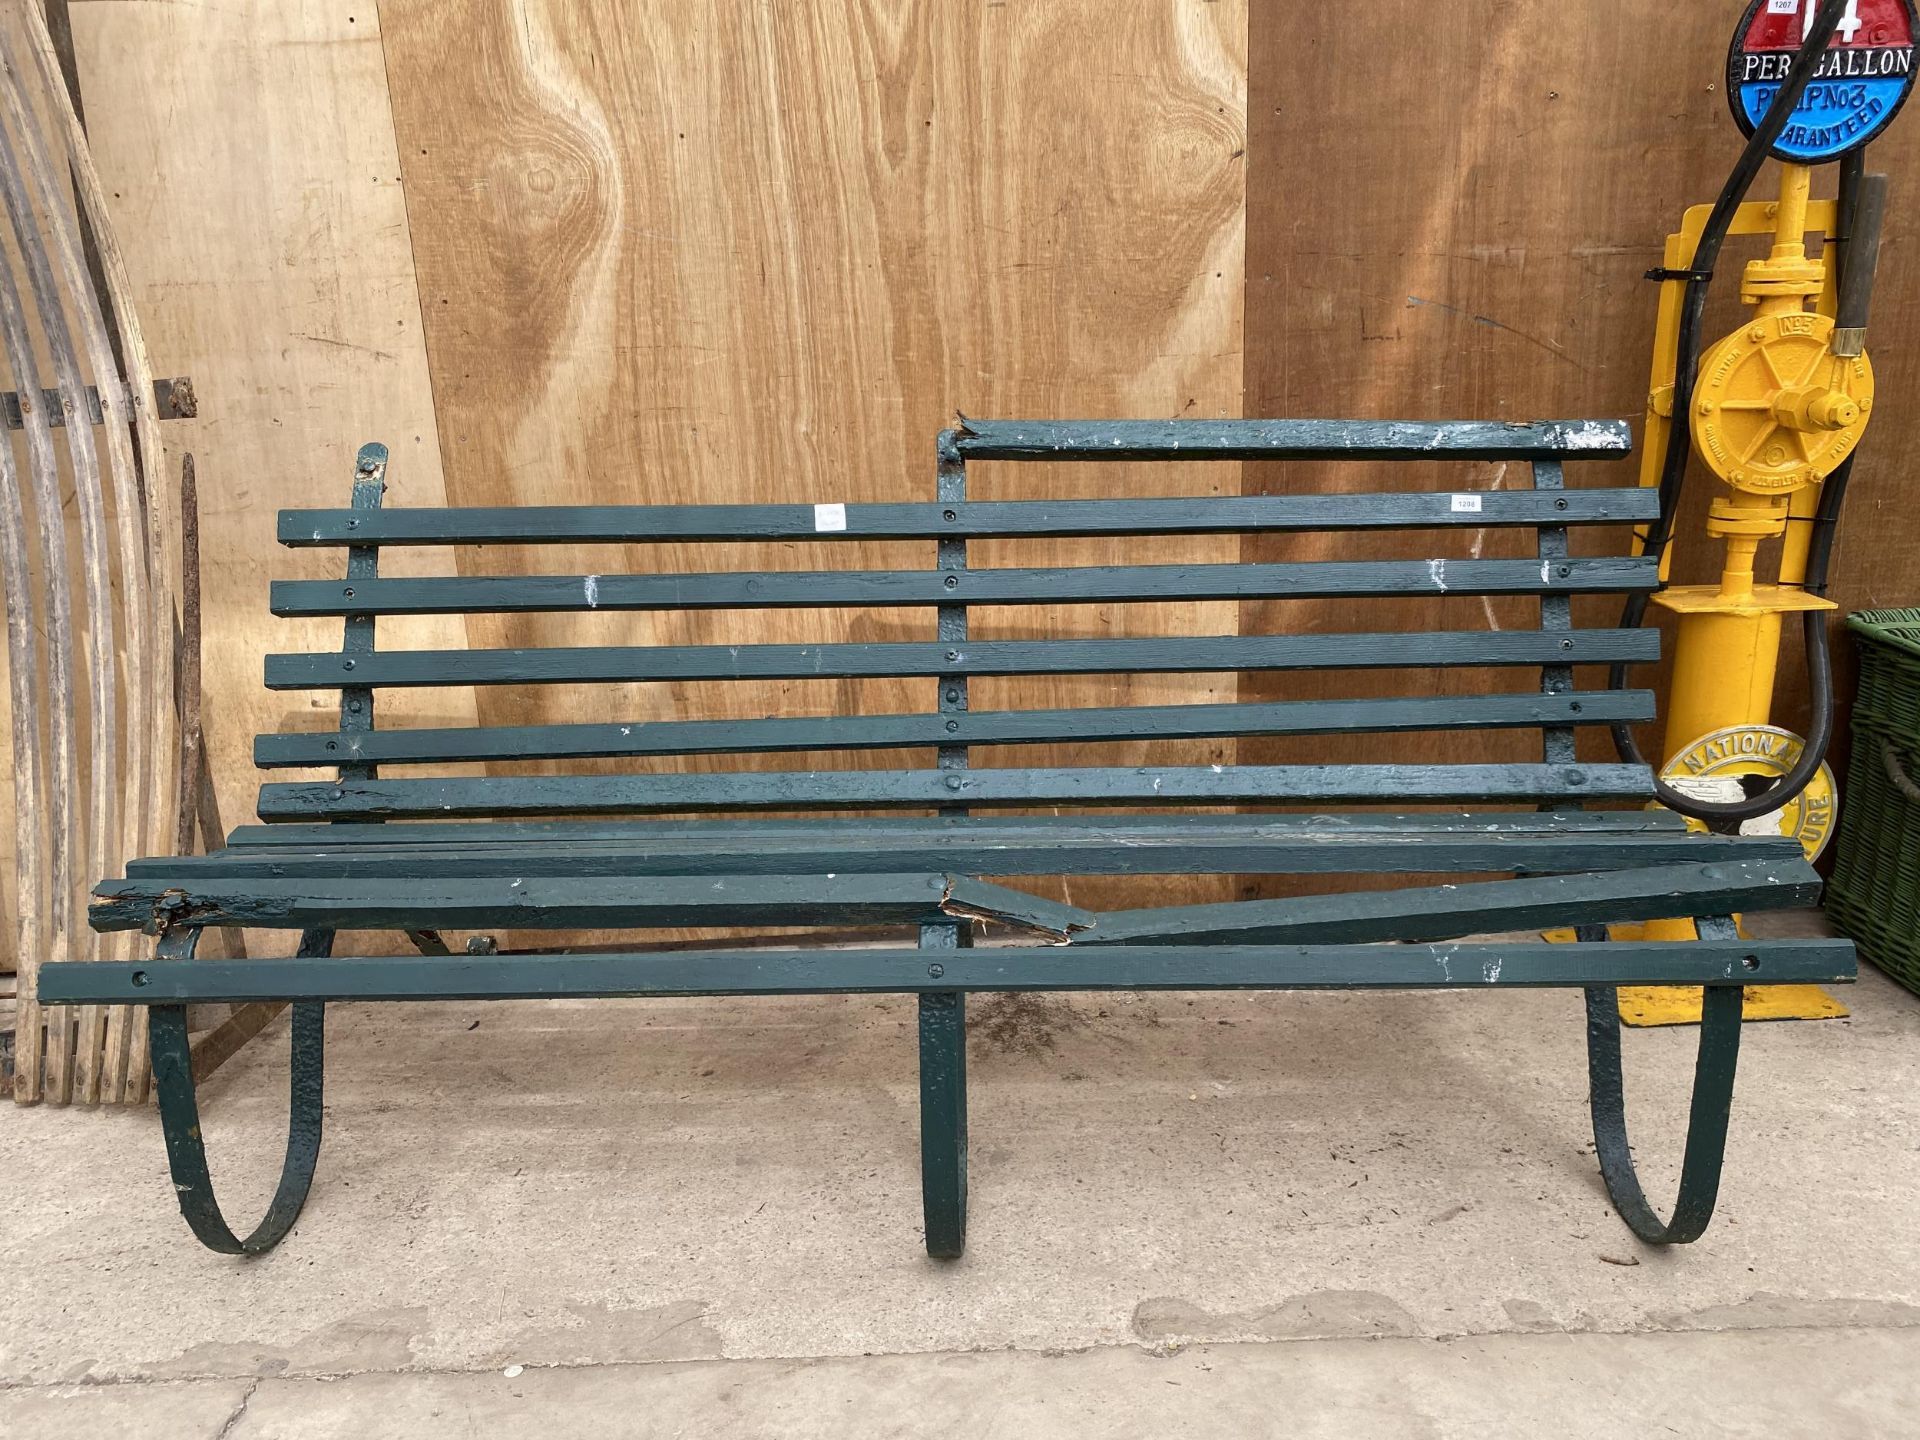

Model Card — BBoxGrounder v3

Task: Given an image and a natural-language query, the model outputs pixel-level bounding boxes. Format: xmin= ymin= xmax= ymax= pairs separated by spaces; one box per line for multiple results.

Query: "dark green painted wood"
xmin=1084 ymin=860 xmax=1822 ymax=947
xmin=155 ymin=824 xmax=1801 ymax=884
xmin=257 ymin=763 xmax=1654 ymax=821
xmin=90 ymin=872 xmax=1095 ymax=938
xmin=221 ymin=810 xmax=1693 ymax=847
xmin=278 ymin=488 xmax=1657 ymax=547
xmin=268 ymin=556 xmax=1659 ymax=618
xmin=946 ymin=418 xmax=1634 ymax=461
xmin=254 ymin=691 xmax=1657 ymax=769
xmin=265 ymin=630 xmax=1661 ymax=691
xmin=36 ymin=938 xmax=1857 ymax=1006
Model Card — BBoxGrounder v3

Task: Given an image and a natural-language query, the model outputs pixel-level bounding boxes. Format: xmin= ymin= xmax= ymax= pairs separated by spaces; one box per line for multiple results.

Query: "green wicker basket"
xmin=1827 ymin=607 xmax=1920 ymax=995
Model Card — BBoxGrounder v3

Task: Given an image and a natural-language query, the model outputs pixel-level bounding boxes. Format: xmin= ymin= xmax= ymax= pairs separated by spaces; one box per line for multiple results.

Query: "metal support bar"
xmin=1582 ymin=917 xmax=1745 ymax=1245
xmin=148 ymin=928 xmax=332 ymax=1254
xmin=919 ymin=433 xmax=970 ymax=1259
xmin=918 ymin=932 xmax=968 ymax=1260
xmin=0 ymin=375 xmax=194 ymax=430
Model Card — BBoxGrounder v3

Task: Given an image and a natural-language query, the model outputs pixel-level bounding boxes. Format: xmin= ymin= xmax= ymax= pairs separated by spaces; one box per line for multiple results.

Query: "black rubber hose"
xmin=1608 ymin=0 xmax=1856 ymax=825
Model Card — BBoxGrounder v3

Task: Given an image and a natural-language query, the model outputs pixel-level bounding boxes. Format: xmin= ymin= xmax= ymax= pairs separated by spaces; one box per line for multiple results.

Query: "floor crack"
xmin=213 ymin=1376 xmax=258 ymax=1440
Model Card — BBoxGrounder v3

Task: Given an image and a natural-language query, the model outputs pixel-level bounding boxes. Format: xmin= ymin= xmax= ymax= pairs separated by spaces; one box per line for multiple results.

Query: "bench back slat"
xmin=269 ymin=555 xmax=1658 ymax=617
xmin=265 ymin=630 xmax=1659 ymax=691
xmin=253 ymin=690 xmax=1656 ymax=768
xmin=255 ymin=762 xmax=1653 ymax=822
xmin=949 ymin=418 xmax=1634 ymax=461
xmin=261 ymin=419 xmax=1658 ymax=826
xmin=278 ymin=486 xmax=1656 ymax=547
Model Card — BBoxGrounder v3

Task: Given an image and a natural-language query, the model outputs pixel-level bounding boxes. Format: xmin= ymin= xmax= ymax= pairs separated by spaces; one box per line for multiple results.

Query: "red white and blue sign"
xmin=1728 ymin=0 xmax=1918 ymax=161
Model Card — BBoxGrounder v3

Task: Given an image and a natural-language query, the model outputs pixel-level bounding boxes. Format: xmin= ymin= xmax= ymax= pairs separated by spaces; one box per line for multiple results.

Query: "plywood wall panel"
xmin=70 ymin=0 xmax=476 ymax=860
xmin=379 ymin=0 xmax=1248 ymax=907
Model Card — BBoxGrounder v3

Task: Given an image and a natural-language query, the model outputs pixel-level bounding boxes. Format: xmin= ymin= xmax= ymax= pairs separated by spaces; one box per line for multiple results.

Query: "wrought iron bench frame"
xmin=38 ymin=420 xmax=1855 ymax=1257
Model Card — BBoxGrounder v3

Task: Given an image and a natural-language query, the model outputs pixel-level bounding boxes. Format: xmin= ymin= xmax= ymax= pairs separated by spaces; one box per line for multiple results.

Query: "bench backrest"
xmin=254 ymin=419 xmax=1659 ymax=823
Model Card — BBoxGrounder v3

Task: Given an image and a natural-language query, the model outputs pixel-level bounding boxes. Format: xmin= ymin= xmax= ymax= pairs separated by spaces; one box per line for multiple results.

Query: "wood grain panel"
xmin=379 ymin=0 xmax=1248 ymax=909
xmin=69 ymin=0 xmax=477 ymax=884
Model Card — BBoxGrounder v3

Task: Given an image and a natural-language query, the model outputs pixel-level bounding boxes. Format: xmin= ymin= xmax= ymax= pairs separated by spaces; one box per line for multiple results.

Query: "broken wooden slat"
xmin=1081 ymin=860 xmax=1825 ymax=947
xmin=89 ymin=872 xmax=1096 ymax=940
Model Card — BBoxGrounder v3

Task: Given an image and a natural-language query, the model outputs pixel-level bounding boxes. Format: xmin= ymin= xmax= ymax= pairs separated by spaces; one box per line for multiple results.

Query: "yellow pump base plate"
xmin=1542 ymin=922 xmax=1850 ymax=1025
xmin=1615 ymin=983 xmax=1848 ymax=1026
xmin=1651 ymin=583 xmax=1838 ymax=616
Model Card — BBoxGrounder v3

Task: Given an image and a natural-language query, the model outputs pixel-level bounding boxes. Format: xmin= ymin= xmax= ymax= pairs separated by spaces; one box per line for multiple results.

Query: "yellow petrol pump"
xmin=1623 ymin=166 xmax=1864 ymax=1023
xmin=1565 ymin=0 xmax=1909 ymax=1024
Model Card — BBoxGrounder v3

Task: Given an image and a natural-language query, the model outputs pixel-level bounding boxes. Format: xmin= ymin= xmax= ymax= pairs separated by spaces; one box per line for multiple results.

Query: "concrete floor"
xmin=4 ymin=944 xmax=1919 ymax=1435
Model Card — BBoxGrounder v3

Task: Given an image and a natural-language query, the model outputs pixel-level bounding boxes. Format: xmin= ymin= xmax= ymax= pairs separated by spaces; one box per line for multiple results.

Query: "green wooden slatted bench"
xmin=35 ymin=419 xmax=1855 ymax=1258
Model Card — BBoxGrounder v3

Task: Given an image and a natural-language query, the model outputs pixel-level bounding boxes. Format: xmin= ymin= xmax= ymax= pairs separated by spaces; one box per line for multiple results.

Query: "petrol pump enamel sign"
xmin=1729 ymin=0 xmax=1919 ymax=161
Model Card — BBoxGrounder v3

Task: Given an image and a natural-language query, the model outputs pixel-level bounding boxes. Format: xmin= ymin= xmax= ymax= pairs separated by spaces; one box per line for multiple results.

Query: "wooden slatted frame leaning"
xmin=0 ymin=12 xmax=183 ymax=1103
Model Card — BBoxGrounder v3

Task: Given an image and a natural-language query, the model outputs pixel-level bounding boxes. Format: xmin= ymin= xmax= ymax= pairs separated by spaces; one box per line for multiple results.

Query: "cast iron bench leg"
xmin=150 ymin=927 xmax=335 ymax=1255
xmin=1580 ymin=916 xmax=1743 ymax=1245
xmin=917 ymin=922 xmax=968 ymax=1258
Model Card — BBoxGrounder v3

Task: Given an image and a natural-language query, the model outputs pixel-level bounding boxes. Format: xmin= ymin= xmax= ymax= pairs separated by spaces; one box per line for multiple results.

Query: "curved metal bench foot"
xmin=1581 ymin=919 xmax=1743 ymax=1245
xmin=150 ymin=928 xmax=333 ymax=1255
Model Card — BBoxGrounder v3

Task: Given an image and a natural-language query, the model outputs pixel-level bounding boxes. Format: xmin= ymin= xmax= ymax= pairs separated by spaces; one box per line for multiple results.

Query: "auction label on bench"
xmin=1729 ymin=0 xmax=1918 ymax=162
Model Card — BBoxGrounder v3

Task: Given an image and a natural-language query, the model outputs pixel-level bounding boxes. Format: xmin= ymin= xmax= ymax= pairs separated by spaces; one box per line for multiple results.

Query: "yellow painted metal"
xmin=1603 ymin=168 xmax=1861 ymax=1026
xmin=1664 ymin=610 xmax=1786 ymax=760
xmin=1690 ymin=166 xmax=1872 ymax=502
xmin=1693 ymin=311 xmax=1872 ymax=492
xmin=1633 ymin=191 xmax=1841 ymax=580
xmin=1615 ymin=982 xmax=1850 ymax=1026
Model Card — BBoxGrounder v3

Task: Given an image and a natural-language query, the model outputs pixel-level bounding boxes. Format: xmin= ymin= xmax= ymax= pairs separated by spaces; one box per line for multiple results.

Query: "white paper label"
xmin=813 ymin=502 xmax=847 ymax=533
xmin=1767 ymin=0 xmax=1800 ymax=13
xmin=1450 ymin=494 xmax=1482 ymax=513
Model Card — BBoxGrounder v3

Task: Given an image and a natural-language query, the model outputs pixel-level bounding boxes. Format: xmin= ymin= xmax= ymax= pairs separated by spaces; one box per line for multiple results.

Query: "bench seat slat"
xmin=38 ymin=938 xmax=1856 ymax=1006
xmin=269 ymin=556 xmax=1660 ymax=617
xmin=948 ymin=418 xmax=1635 ymax=461
xmin=265 ymin=630 xmax=1662 ymax=691
xmin=257 ymin=763 xmax=1654 ymax=820
xmin=278 ymin=488 xmax=1657 ymax=547
xmin=253 ymin=690 xmax=1658 ymax=768
xmin=1084 ymin=859 xmax=1823 ymax=947
xmin=89 ymin=872 xmax=1095 ymax=939
xmin=139 ymin=824 xmax=1796 ymax=881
